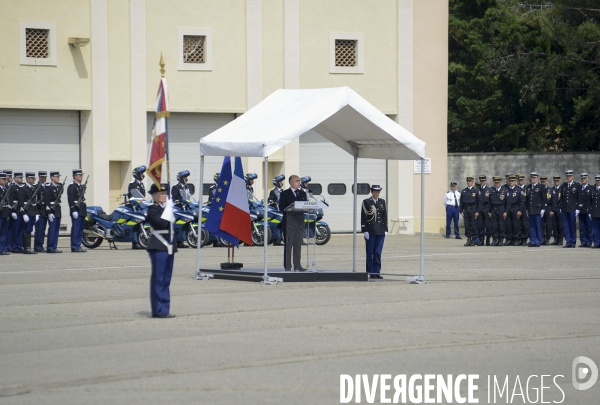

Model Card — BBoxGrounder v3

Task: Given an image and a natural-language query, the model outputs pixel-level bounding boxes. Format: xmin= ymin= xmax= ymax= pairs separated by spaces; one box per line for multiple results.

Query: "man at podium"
xmin=278 ymin=175 xmax=308 ymax=271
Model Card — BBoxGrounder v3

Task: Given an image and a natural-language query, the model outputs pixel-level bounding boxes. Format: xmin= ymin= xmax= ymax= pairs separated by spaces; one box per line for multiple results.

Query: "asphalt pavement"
xmin=0 ymin=234 xmax=598 ymax=404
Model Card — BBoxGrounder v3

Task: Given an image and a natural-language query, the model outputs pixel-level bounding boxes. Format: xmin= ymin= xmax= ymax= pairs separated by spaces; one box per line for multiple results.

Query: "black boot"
xmin=464 ymin=238 xmax=472 ymax=247
xmin=504 ymin=239 xmax=513 ymax=246
xmin=23 ymin=233 xmax=37 ymax=254
xmin=541 ymin=238 xmax=549 ymax=246
xmin=491 ymin=237 xmax=498 ymax=246
xmin=558 ymin=237 xmax=563 ymax=246
xmin=522 ymin=238 xmax=528 ymax=246
xmin=486 ymin=236 xmax=491 ymax=246
xmin=477 ymin=239 xmax=484 ymax=247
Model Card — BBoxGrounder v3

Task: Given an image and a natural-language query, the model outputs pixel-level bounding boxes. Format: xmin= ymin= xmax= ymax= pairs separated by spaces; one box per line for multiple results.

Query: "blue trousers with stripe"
xmin=47 ymin=217 xmax=61 ymax=251
xmin=445 ymin=206 xmax=460 ymax=237
xmin=0 ymin=217 xmax=9 ymax=253
xmin=148 ymin=249 xmax=174 ymax=317
xmin=365 ymin=234 xmax=385 ymax=274
xmin=592 ymin=217 xmax=600 ymax=247
xmin=578 ymin=214 xmax=593 ymax=246
xmin=34 ymin=216 xmax=48 ymax=251
xmin=528 ymin=214 xmax=542 ymax=246
xmin=70 ymin=215 xmax=85 ymax=250
xmin=562 ymin=211 xmax=577 ymax=246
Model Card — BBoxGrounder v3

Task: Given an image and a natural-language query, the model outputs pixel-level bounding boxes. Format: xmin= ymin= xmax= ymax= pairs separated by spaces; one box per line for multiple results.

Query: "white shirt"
xmin=444 ymin=190 xmax=460 ymax=207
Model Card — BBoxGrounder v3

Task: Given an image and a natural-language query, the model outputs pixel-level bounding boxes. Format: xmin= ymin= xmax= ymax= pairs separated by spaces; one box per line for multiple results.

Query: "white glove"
xmin=11 ymin=212 xmax=17 ymax=220
xmin=23 ymin=214 xmax=30 ymax=223
xmin=541 ymin=210 xmax=545 ymax=217
xmin=385 ymin=231 xmax=388 ymax=237
xmin=35 ymin=215 xmax=40 ymax=222
xmin=72 ymin=211 xmax=79 ymax=219
xmin=161 ymin=198 xmax=176 ymax=223
xmin=576 ymin=210 xmax=580 ymax=216
xmin=364 ymin=232 xmax=370 ymax=240
xmin=49 ymin=214 xmax=55 ymax=222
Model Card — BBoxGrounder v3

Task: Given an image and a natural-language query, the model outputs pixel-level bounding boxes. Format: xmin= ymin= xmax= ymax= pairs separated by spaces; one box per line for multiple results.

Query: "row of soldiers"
xmin=0 ymin=169 xmax=88 ymax=254
xmin=454 ymin=170 xmax=600 ymax=248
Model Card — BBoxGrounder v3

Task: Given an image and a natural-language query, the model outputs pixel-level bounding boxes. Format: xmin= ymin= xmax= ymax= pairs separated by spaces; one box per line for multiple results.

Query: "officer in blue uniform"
xmin=171 ymin=170 xmax=191 ymax=248
xmin=540 ymin=176 xmax=553 ymax=245
xmin=488 ymin=176 xmax=506 ymax=246
xmin=444 ymin=181 xmax=461 ymax=239
xmin=525 ymin=173 xmax=547 ymax=247
xmin=549 ymin=176 xmax=564 ymax=245
xmin=127 ymin=166 xmax=146 ymax=249
xmin=44 ymin=171 xmax=63 ymax=253
xmin=3 ymin=170 xmax=14 ymax=251
xmin=559 ymin=169 xmax=580 ymax=248
xmin=590 ymin=174 xmax=600 ymax=248
xmin=9 ymin=172 xmax=25 ymax=253
xmin=245 ymin=173 xmax=258 ymax=194
xmin=460 ymin=176 xmax=480 ymax=246
xmin=477 ymin=175 xmax=492 ymax=246
xmin=0 ymin=173 xmax=11 ymax=255
xmin=33 ymin=171 xmax=48 ymax=252
xmin=503 ymin=174 xmax=524 ymax=246
xmin=577 ymin=173 xmax=593 ymax=247
xmin=18 ymin=172 xmax=39 ymax=254
xmin=269 ymin=174 xmax=285 ymax=208
xmin=516 ymin=174 xmax=529 ymax=246
xmin=147 ymin=183 xmax=177 ymax=318
xmin=361 ymin=185 xmax=387 ymax=279
xmin=207 ymin=173 xmax=219 ymax=204
xmin=67 ymin=169 xmax=87 ymax=252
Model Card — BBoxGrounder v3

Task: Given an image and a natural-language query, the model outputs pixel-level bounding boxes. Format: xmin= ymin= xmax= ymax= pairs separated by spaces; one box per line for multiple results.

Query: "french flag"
xmin=220 ymin=157 xmax=253 ymax=246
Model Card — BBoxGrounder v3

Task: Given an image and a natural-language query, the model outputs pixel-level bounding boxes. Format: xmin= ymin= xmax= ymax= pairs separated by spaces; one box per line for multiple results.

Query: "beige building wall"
xmin=0 ymin=0 xmax=92 ymax=109
xmin=412 ymin=0 xmax=448 ymax=233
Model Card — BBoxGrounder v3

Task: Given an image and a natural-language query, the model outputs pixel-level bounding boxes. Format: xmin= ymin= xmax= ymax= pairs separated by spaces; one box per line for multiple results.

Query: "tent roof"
xmin=199 ymin=86 xmax=426 ymax=160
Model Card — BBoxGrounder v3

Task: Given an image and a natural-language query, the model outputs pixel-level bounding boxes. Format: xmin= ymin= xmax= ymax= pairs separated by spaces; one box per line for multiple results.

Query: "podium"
xmin=284 ymin=200 xmax=328 ymax=271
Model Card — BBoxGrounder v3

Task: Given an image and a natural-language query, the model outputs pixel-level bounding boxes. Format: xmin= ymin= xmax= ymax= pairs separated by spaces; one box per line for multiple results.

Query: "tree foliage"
xmin=448 ymin=0 xmax=600 ymax=152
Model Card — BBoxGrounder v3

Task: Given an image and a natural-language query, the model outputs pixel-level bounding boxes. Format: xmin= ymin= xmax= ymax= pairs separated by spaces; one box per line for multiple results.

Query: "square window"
xmin=335 ymin=39 xmax=357 ymax=67
xmin=20 ymin=21 xmax=57 ymax=66
xmin=183 ymin=35 xmax=205 ymax=64
xmin=178 ymin=28 xmax=213 ymax=71
xmin=329 ymin=32 xmax=364 ymax=74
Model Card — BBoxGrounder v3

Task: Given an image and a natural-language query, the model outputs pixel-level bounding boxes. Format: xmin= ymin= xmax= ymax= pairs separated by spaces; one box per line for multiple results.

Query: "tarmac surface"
xmin=0 ymin=234 xmax=599 ymax=404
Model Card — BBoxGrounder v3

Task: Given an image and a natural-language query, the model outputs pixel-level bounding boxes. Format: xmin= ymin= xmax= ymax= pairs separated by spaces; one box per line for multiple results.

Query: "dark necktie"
xmin=453 ymin=192 xmax=458 ymax=207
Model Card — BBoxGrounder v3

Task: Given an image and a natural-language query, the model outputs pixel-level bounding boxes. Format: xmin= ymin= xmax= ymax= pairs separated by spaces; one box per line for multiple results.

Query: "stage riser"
xmin=200 ymin=269 xmax=368 ymax=283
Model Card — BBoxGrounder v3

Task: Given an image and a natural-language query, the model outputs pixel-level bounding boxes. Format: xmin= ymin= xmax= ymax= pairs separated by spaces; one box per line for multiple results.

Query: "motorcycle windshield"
xmin=247 ymin=190 xmax=262 ymax=207
xmin=130 ymin=189 xmax=145 ymax=199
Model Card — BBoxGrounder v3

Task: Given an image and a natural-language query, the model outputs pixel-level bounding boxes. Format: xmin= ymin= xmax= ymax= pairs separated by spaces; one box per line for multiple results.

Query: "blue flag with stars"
xmin=204 ymin=156 xmax=239 ymax=246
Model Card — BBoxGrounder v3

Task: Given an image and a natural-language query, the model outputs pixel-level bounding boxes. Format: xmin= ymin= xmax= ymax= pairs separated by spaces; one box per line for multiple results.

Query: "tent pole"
xmin=420 ymin=158 xmax=425 ymax=280
xmin=263 ymin=156 xmax=269 ymax=283
xmin=352 ymin=151 xmax=358 ymax=272
xmin=195 ymin=154 xmax=204 ymax=280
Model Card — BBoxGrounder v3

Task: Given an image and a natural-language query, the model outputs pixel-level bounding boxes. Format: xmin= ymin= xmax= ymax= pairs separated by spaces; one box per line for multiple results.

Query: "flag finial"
xmin=159 ymin=52 xmax=165 ymax=77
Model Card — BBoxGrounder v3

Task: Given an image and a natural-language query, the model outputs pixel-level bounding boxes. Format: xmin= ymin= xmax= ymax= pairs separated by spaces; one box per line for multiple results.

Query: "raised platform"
xmin=198 ymin=267 xmax=368 ymax=283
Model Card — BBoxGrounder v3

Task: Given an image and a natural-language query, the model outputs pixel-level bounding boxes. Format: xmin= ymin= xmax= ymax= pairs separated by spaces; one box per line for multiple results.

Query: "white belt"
xmin=150 ymin=228 xmax=173 ymax=255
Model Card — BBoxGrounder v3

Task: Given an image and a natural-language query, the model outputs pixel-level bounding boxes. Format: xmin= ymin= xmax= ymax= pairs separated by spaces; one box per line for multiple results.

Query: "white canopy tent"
xmin=196 ymin=86 xmax=427 ymax=284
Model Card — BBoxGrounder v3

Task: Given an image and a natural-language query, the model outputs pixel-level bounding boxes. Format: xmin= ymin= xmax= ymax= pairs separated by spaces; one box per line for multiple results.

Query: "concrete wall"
xmin=448 ymin=153 xmax=600 ymax=187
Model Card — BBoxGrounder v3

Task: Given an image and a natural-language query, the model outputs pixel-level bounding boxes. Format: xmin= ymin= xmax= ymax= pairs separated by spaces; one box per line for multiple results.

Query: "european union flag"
xmin=204 ymin=156 xmax=239 ymax=246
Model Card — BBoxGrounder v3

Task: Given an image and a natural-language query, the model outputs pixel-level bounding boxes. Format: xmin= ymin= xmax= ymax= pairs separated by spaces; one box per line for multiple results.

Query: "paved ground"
xmin=0 ymin=234 xmax=599 ymax=404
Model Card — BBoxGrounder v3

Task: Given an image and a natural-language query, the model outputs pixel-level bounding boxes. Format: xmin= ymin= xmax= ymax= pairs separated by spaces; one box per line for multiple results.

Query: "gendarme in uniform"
xmin=360 ymin=185 xmax=387 ymax=279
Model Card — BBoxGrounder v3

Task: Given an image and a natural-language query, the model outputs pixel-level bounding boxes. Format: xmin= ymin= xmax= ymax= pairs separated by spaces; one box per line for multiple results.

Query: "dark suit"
xmin=147 ymin=203 xmax=177 ymax=317
xmin=559 ymin=181 xmax=580 ymax=246
xmin=67 ymin=182 xmax=87 ymax=251
xmin=44 ymin=182 xmax=63 ymax=251
xmin=525 ymin=182 xmax=547 ymax=246
xmin=361 ymin=197 xmax=388 ymax=274
xmin=278 ymin=187 xmax=307 ymax=270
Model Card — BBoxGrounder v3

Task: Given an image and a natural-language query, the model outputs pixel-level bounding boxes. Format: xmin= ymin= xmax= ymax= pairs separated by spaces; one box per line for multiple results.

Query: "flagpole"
xmin=159 ymin=53 xmax=173 ymax=249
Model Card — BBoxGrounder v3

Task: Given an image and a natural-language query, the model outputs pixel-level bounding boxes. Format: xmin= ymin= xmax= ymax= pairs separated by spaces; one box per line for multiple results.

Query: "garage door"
xmin=0 ymin=109 xmax=80 ymax=231
xmin=147 ymin=112 xmax=236 ymax=200
xmin=300 ymin=130 xmax=387 ymax=232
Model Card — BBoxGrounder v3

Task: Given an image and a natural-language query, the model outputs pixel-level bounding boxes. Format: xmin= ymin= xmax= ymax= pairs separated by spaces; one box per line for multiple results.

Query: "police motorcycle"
xmin=247 ymin=189 xmax=274 ymax=245
xmin=301 ymin=176 xmax=331 ymax=245
xmin=82 ymin=188 xmax=151 ymax=249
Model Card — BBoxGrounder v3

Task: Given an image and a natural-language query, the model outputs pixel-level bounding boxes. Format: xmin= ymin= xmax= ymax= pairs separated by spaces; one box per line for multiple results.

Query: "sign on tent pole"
xmin=413 ymin=158 xmax=431 ymax=174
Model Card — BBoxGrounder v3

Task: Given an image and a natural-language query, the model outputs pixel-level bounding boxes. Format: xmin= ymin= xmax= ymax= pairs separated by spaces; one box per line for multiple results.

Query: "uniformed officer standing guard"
xmin=539 ymin=176 xmax=553 ymax=245
xmin=516 ymin=174 xmax=529 ymax=246
xmin=502 ymin=174 xmax=524 ymax=246
xmin=128 ymin=166 xmax=146 ymax=250
xmin=0 ymin=173 xmax=11 ymax=255
xmin=207 ymin=173 xmax=219 ymax=204
xmin=146 ymin=183 xmax=177 ymax=318
xmin=245 ymin=173 xmax=258 ymax=194
xmin=10 ymin=172 xmax=25 ymax=253
xmin=590 ymin=174 xmax=600 ymax=248
xmin=33 ymin=171 xmax=48 ymax=252
xmin=18 ymin=172 xmax=39 ymax=254
xmin=460 ymin=176 xmax=480 ymax=246
xmin=444 ymin=181 xmax=461 ymax=239
xmin=171 ymin=170 xmax=191 ymax=248
xmin=525 ymin=173 xmax=547 ymax=247
xmin=3 ymin=170 xmax=14 ymax=251
xmin=477 ymin=175 xmax=492 ymax=246
xmin=361 ymin=185 xmax=387 ymax=279
xmin=488 ymin=176 xmax=506 ymax=246
xmin=549 ymin=176 xmax=564 ymax=245
xmin=269 ymin=174 xmax=286 ymax=208
xmin=67 ymin=169 xmax=87 ymax=252
xmin=559 ymin=170 xmax=580 ymax=248
xmin=577 ymin=173 xmax=593 ymax=247
xmin=44 ymin=171 xmax=63 ymax=253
